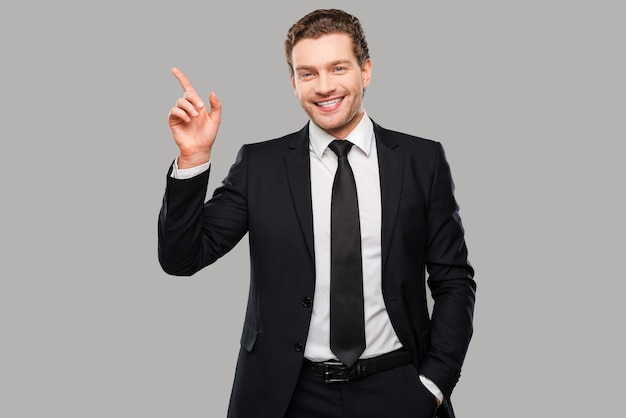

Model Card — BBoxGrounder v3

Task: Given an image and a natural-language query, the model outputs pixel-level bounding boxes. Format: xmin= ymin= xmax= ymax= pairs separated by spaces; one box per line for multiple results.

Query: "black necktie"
xmin=328 ymin=139 xmax=366 ymax=368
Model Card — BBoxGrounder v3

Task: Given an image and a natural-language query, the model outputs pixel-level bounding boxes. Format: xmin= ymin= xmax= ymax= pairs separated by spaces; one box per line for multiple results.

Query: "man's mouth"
xmin=316 ymin=97 xmax=343 ymax=108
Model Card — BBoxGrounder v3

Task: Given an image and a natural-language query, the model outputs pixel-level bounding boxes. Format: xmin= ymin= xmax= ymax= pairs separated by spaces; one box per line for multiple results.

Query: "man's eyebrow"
xmin=328 ymin=60 xmax=353 ymax=67
xmin=294 ymin=65 xmax=315 ymax=72
xmin=294 ymin=60 xmax=354 ymax=72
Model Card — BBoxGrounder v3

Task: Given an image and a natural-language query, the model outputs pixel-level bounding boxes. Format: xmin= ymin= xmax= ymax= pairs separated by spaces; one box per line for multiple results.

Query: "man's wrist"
xmin=176 ymin=150 xmax=211 ymax=169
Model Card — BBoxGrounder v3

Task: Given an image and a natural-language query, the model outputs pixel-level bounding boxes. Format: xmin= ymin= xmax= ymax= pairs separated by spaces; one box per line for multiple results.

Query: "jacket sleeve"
xmin=418 ymin=142 xmax=476 ymax=400
xmin=158 ymin=146 xmax=249 ymax=276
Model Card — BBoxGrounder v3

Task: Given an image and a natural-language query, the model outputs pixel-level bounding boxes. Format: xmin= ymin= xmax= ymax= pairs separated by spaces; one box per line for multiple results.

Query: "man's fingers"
xmin=169 ymin=92 xmax=218 ymax=125
xmin=170 ymin=68 xmax=220 ymax=126
xmin=208 ymin=92 xmax=222 ymax=116
xmin=172 ymin=67 xmax=206 ymax=110
xmin=177 ymin=97 xmax=199 ymax=117
xmin=168 ymin=107 xmax=191 ymax=124
xmin=171 ymin=67 xmax=195 ymax=92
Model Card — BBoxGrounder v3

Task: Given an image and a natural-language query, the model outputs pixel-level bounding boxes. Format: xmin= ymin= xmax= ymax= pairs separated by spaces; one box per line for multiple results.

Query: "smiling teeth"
xmin=317 ymin=98 xmax=342 ymax=107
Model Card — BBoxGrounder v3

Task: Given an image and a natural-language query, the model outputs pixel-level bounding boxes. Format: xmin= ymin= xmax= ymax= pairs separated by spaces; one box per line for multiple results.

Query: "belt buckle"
xmin=323 ymin=361 xmax=352 ymax=383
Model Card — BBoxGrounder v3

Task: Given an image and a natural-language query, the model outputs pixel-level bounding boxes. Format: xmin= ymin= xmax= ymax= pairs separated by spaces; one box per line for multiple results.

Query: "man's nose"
xmin=315 ymin=73 xmax=336 ymax=95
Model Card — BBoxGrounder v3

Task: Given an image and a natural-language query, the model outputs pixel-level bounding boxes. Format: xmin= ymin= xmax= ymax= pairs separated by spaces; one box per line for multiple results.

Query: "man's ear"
xmin=290 ymin=74 xmax=298 ymax=96
xmin=361 ymin=59 xmax=372 ymax=89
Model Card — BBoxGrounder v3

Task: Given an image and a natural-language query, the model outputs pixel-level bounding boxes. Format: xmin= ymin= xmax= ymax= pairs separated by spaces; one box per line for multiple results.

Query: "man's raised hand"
xmin=168 ymin=67 xmax=222 ymax=169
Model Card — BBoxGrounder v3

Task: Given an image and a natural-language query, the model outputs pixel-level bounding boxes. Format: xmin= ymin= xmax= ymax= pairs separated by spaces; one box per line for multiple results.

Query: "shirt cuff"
xmin=419 ymin=374 xmax=444 ymax=403
xmin=171 ymin=158 xmax=211 ymax=179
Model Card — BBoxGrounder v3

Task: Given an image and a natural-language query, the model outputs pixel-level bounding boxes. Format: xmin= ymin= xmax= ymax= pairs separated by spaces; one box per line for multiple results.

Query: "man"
xmin=158 ymin=8 xmax=475 ymax=418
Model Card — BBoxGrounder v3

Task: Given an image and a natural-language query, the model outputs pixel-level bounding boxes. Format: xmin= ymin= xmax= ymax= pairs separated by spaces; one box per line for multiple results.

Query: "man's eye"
xmin=299 ymin=72 xmax=313 ymax=79
xmin=334 ymin=67 xmax=345 ymax=72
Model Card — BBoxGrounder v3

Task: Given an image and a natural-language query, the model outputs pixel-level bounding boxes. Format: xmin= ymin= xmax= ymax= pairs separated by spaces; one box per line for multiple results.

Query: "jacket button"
xmin=294 ymin=342 xmax=304 ymax=352
xmin=302 ymin=297 xmax=313 ymax=308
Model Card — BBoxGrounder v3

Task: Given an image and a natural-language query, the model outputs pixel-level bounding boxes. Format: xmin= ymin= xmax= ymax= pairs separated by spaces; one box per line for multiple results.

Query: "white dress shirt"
xmin=304 ymin=112 xmax=403 ymax=361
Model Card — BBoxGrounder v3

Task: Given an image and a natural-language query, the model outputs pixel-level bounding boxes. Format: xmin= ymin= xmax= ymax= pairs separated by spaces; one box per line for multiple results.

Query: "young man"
xmin=159 ymin=8 xmax=475 ymax=418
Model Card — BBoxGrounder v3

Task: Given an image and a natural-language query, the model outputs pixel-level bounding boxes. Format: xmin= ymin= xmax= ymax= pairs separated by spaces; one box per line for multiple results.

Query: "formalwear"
xmin=158 ymin=118 xmax=476 ymax=418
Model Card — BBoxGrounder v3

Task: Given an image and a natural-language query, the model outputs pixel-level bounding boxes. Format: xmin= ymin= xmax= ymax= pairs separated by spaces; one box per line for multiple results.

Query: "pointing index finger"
xmin=171 ymin=67 xmax=196 ymax=94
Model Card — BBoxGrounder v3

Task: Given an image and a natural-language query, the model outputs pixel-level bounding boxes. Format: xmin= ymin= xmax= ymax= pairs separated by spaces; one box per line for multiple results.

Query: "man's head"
xmin=285 ymin=9 xmax=372 ymax=139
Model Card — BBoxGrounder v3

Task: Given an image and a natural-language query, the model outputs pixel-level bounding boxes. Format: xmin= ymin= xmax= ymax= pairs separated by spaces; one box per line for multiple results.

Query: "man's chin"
xmin=310 ymin=114 xmax=343 ymax=132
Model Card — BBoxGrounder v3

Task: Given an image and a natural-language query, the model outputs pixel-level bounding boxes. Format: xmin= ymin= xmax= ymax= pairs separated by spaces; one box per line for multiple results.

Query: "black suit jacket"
xmin=158 ymin=120 xmax=476 ymax=418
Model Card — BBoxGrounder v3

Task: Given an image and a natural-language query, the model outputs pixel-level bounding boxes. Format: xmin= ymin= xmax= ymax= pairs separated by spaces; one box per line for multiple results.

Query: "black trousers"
xmin=284 ymin=363 xmax=438 ymax=418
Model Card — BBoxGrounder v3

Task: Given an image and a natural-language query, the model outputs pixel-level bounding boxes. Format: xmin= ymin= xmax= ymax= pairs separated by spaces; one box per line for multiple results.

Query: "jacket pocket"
xmin=240 ymin=322 xmax=258 ymax=352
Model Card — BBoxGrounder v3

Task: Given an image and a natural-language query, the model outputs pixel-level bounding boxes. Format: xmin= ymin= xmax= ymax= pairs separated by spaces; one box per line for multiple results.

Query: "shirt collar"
xmin=308 ymin=110 xmax=374 ymax=159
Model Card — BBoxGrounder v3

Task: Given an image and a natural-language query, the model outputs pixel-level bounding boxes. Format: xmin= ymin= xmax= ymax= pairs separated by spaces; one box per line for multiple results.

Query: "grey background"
xmin=2 ymin=0 xmax=624 ymax=416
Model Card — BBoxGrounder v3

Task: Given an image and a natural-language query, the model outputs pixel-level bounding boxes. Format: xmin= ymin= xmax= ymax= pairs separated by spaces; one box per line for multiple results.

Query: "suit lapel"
xmin=284 ymin=125 xmax=315 ymax=262
xmin=374 ymin=122 xmax=403 ymax=272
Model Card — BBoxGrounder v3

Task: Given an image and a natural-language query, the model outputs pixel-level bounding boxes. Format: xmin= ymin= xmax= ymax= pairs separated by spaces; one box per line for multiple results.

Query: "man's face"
xmin=290 ymin=33 xmax=372 ymax=140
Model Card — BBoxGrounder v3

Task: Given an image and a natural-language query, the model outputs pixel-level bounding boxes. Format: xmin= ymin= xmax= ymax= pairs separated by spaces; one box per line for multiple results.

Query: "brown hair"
xmin=284 ymin=9 xmax=370 ymax=76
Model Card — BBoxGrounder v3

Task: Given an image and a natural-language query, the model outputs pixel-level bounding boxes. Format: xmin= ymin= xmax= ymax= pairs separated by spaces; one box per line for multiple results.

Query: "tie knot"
xmin=328 ymin=140 xmax=354 ymax=158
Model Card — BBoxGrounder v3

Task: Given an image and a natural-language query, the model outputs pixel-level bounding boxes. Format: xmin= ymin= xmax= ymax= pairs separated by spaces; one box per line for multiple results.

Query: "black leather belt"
xmin=302 ymin=349 xmax=413 ymax=383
